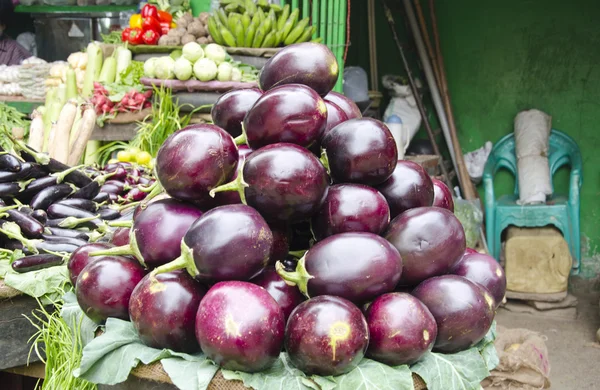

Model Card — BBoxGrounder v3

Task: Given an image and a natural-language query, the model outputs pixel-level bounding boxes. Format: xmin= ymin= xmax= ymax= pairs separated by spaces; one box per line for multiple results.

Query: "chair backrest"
xmin=486 ymin=129 xmax=582 ymax=195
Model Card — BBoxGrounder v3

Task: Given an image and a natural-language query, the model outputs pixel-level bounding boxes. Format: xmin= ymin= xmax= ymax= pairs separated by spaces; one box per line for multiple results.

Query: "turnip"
xmin=211 ymin=89 xmax=263 ymax=138
xmin=276 ymin=232 xmax=402 ymax=304
xmin=412 ymin=275 xmax=495 ymax=353
xmin=217 ymin=62 xmax=233 ymax=82
xmin=174 ymin=57 xmax=193 ymax=81
xmin=431 ymin=178 xmax=454 ymax=212
xmin=365 ymin=292 xmax=437 ymax=365
xmin=321 ymin=118 xmax=398 ymax=186
xmin=193 ymin=58 xmax=218 ymax=81
xmin=385 ymin=207 xmax=466 ymax=286
xmin=285 ymin=295 xmax=369 ymax=376
xmin=195 ymin=281 xmax=285 ymax=372
xmin=182 ymin=42 xmax=204 ymax=63
xmin=311 ymin=184 xmax=390 ymax=240
xmin=204 ymin=43 xmax=227 ymax=64
xmin=155 ymin=57 xmax=176 ymax=80
xmin=377 ymin=160 xmax=434 ymax=218
xmin=129 ymin=271 xmax=207 ymax=353
xmin=450 ymin=252 xmax=506 ymax=308
xmin=251 ymin=268 xmax=305 ymax=321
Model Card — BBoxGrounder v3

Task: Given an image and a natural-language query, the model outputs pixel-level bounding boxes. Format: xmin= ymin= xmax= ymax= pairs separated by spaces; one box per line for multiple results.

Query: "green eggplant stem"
xmin=0 ymin=221 xmax=38 ymax=254
xmin=209 ymin=161 xmax=249 ymax=205
xmin=107 ymin=220 xmax=133 ymax=228
xmin=288 ymin=250 xmax=307 ymax=258
xmin=233 ymin=122 xmax=248 ymax=146
xmin=319 ymin=148 xmax=330 ymax=173
xmin=54 ymin=164 xmax=85 ymax=184
xmin=150 ymin=240 xmax=199 ymax=279
xmin=89 ymin=244 xmax=133 ymax=258
xmin=275 ymin=256 xmax=313 ymax=298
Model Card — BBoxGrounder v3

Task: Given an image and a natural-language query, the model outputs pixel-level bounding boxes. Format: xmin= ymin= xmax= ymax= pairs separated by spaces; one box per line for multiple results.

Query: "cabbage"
xmin=154 ymin=57 xmax=176 ymax=80
xmin=143 ymin=58 xmax=158 ymax=78
xmin=204 ymin=43 xmax=227 ymax=65
xmin=182 ymin=42 xmax=204 ymax=63
xmin=174 ymin=58 xmax=193 ymax=81
xmin=231 ymin=67 xmax=242 ymax=82
xmin=193 ymin=58 xmax=218 ymax=81
xmin=217 ymin=62 xmax=233 ymax=82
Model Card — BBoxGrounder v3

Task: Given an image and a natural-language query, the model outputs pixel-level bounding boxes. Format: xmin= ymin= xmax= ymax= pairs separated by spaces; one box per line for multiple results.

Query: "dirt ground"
xmin=496 ymin=291 xmax=600 ymax=389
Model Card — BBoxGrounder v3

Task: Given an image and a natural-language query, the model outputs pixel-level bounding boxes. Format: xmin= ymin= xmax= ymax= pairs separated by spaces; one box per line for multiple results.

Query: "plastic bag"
xmin=453 ymin=198 xmax=483 ymax=248
xmin=464 ymin=141 xmax=492 ymax=184
xmin=382 ymin=75 xmax=422 ymax=156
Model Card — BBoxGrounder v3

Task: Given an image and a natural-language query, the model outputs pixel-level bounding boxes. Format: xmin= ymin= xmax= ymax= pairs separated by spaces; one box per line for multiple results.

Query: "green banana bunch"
xmin=208 ymin=2 xmax=320 ymax=48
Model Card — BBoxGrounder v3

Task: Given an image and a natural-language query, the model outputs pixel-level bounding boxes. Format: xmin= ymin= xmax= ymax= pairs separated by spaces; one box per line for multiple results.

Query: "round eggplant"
xmin=269 ymin=223 xmax=291 ymax=264
xmin=322 ymin=118 xmax=398 ymax=186
xmin=156 ymin=124 xmax=238 ymax=206
xmin=67 ymin=243 xmax=113 ymax=286
xmin=322 ymin=100 xmax=349 ymax=139
xmin=412 ymin=275 xmax=495 ymax=353
xmin=431 ymin=178 xmax=454 ymax=212
xmin=376 ymin=160 xmax=434 ymax=218
xmin=277 ymin=232 xmax=402 ymax=304
xmin=76 ymin=256 xmax=146 ymax=324
xmin=365 ymin=292 xmax=437 ymax=365
xmin=450 ymin=252 xmax=506 ymax=308
xmin=242 ymin=84 xmax=327 ymax=149
xmin=195 ymin=281 xmax=285 ymax=372
xmin=311 ymin=184 xmax=390 ymax=240
xmin=251 ymin=268 xmax=305 ymax=321
xmin=111 ymin=227 xmax=130 ymax=247
xmin=259 ymin=42 xmax=339 ymax=97
xmin=324 ymin=91 xmax=362 ymax=120
xmin=285 ymin=295 xmax=369 ymax=376
xmin=384 ymin=207 xmax=466 ymax=286
xmin=211 ymin=88 xmax=263 ymax=137
xmin=129 ymin=271 xmax=207 ymax=353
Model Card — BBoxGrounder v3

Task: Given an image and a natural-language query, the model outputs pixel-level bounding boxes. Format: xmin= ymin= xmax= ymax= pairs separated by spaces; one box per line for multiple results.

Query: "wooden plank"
xmin=3 ymin=362 xmax=45 ymax=379
xmin=0 ymin=295 xmax=43 ymax=370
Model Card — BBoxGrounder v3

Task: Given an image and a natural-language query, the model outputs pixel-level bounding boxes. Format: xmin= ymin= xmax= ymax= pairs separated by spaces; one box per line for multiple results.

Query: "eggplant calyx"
xmin=288 ymin=250 xmax=307 ymax=259
xmin=57 ymin=215 xmax=98 ymax=229
xmin=151 ymin=240 xmax=199 ymax=279
xmin=107 ymin=220 xmax=133 ymax=228
xmin=52 ymin=164 xmax=85 ymax=184
xmin=13 ymin=139 xmax=50 ymax=165
xmin=93 ymin=171 xmax=117 ymax=186
xmin=129 ymin=230 xmax=146 ymax=268
xmin=89 ymin=244 xmax=133 ymax=258
xmin=319 ymin=149 xmax=330 ymax=174
xmin=275 ymin=255 xmax=313 ymax=298
xmin=0 ymin=221 xmax=38 ymax=254
xmin=87 ymin=230 xmax=105 ymax=243
xmin=209 ymin=160 xmax=249 ymax=204
xmin=137 ymin=181 xmax=164 ymax=212
xmin=233 ymin=123 xmax=248 ymax=146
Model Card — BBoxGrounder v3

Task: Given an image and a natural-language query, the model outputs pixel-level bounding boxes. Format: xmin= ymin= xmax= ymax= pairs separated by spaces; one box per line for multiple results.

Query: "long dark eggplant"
xmin=5 ymin=209 xmax=44 ymax=238
xmin=30 ymin=184 xmax=76 ymax=211
xmin=4 ymin=239 xmax=23 ymax=251
xmin=0 ymin=162 xmax=45 ymax=183
xmin=0 ymin=182 xmax=22 ymax=197
xmin=24 ymin=240 xmax=80 ymax=255
xmin=41 ymin=234 xmax=89 ymax=247
xmin=47 ymin=203 xmax=98 ymax=220
xmin=11 ymin=254 xmax=64 ymax=273
xmin=55 ymin=198 xmax=97 ymax=212
xmin=97 ymin=207 xmax=121 ymax=220
xmin=46 ymin=216 xmax=102 ymax=230
xmin=18 ymin=165 xmax=86 ymax=203
xmin=31 ymin=209 xmax=48 ymax=224
xmin=70 ymin=171 xmax=115 ymax=200
xmin=0 ymin=154 xmax=22 ymax=172
xmin=18 ymin=206 xmax=34 ymax=215
xmin=18 ymin=146 xmax=92 ymax=188
xmin=45 ymin=227 xmax=89 ymax=241
xmin=92 ymin=192 xmax=109 ymax=203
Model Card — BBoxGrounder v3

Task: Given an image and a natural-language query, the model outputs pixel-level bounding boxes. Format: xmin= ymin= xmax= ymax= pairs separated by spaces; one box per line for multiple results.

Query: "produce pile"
xmin=157 ymin=12 xmax=214 ymax=46
xmin=0 ymin=57 xmax=51 ymax=99
xmin=122 ymin=4 xmax=177 ymax=46
xmin=8 ymin=42 xmax=504 ymax=390
xmin=209 ymin=0 xmax=320 ymax=48
xmin=143 ymin=42 xmax=258 ymax=83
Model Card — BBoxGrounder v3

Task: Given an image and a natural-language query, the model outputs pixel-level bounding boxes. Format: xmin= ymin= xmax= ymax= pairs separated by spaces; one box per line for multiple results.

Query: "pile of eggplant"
xmin=0 ymin=139 xmax=155 ymax=274
xmin=69 ymin=42 xmax=506 ymax=380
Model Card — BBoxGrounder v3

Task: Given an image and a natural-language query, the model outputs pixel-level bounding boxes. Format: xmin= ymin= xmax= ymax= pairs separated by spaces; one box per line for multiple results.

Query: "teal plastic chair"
xmin=483 ymin=129 xmax=583 ymax=272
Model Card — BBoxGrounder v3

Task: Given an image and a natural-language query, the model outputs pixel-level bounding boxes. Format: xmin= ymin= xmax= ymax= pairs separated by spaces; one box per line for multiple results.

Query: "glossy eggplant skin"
xmin=55 ymin=198 xmax=98 ymax=212
xmin=47 ymin=203 xmax=98 ymax=220
xmin=0 ymin=154 xmax=22 ymax=172
xmin=111 ymin=227 xmax=130 ymax=246
xmin=321 ymin=118 xmax=398 ymax=186
xmin=195 ymin=281 xmax=285 ymax=373
xmin=0 ymin=182 xmax=21 ymax=197
xmin=243 ymin=143 xmax=329 ymax=222
xmin=243 ymin=84 xmax=327 ymax=149
xmin=11 ymin=254 xmax=64 ymax=273
xmin=67 ymin=243 xmax=114 ymax=286
xmin=449 ymin=252 xmax=506 ymax=308
xmin=251 ymin=268 xmax=305 ymax=321
xmin=30 ymin=184 xmax=75 ymax=211
xmin=311 ymin=184 xmax=390 ymax=240
xmin=46 ymin=227 xmax=89 ymax=241
xmin=5 ymin=209 xmax=44 ymax=238
xmin=213 ymin=145 xmax=253 ymax=207
xmin=384 ymin=207 xmax=466 ymax=286
xmin=285 ymin=295 xmax=369 ymax=376
xmin=431 ymin=178 xmax=454 ymax=212
xmin=324 ymin=91 xmax=362 ymax=120
xmin=211 ymin=88 xmax=263 ymax=138
xmin=376 ymin=160 xmax=434 ymax=218
xmin=129 ymin=271 xmax=207 ymax=353
xmin=76 ymin=256 xmax=146 ymax=324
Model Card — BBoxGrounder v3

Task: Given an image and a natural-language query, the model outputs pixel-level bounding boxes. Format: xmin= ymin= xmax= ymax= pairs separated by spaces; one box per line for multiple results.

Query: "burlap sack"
xmin=0 ymin=280 xmax=22 ymax=300
xmin=482 ymin=326 xmax=551 ymax=389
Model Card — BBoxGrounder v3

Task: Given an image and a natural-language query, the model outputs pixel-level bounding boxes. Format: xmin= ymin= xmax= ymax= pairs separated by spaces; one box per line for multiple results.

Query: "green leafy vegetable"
xmin=101 ymin=31 xmax=123 ymax=45
xmin=0 ymin=102 xmax=30 ymax=148
xmin=327 ymin=359 xmax=413 ymax=390
xmin=161 ymin=358 xmax=219 ymax=390
xmin=61 ymin=291 xmax=99 ymax=347
xmin=4 ymin=263 xmax=69 ymax=302
xmin=475 ymin=322 xmax=499 ymax=371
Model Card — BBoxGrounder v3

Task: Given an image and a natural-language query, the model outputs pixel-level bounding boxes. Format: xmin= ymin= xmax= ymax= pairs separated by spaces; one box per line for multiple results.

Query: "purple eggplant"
xmin=111 ymin=227 xmax=130 ymax=246
xmin=412 ymin=275 xmax=495 ymax=353
xmin=195 ymin=281 xmax=285 ymax=372
xmin=46 ymin=227 xmax=89 ymax=241
xmin=5 ymin=209 xmax=44 ymax=238
xmin=311 ymin=184 xmax=390 ymax=240
xmin=154 ymin=204 xmax=272 ymax=283
xmin=384 ymin=207 xmax=466 ymax=286
xmin=285 ymin=295 xmax=369 ymax=376
xmin=251 ymin=268 xmax=305 ymax=321
xmin=30 ymin=209 xmax=47 ymax=224
xmin=11 ymin=253 xmax=63 ymax=273
xmin=92 ymin=192 xmax=109 ymax=203
xmin=156 ymin=124 xmax=238 ymax=206
xmin=55 ymin=198 xmax=98 ymax=212
xmin=431 ymin=178 xmax=454 ymax=212
xmin=211 ymin=88 xmax=263 ymax=138
xmin=241 ymin=84 xmax=327 ymax=149
xmin=70 ymin=171 xmax=116 ymax=200
xmin=97 ymin=207 xmax=121 ymax=220
xmin=76 ymin=255 xmax=146 ymax=324
xmin=0 ymin=153 xmax=22 ymax=172
xmin=211 ymin=143 xmax=329 ymax=222
xmin=91 ymin=199 xmax=203 ymax=268
xmin=449 ymin=252 xmax=506 ymax=308
xmin=130 ymin=271 xmax=207 ymax=353
xmin=321 ymin=118 xmax=398 ymax=186
xmin=365 ymin=292 xmax=437 ymax=365
xmin=259 ymin=42 xmax=339 ymax=97
xmin=67 ymin=243 xmax=114 ymax=286
xmin=324 ymin=91 xmax=362 ymax=120
xmin=47 ymin=203 xmax=98 ymax=221
xmin=376 ymin=160 xmax=434 ymax=218
xmin=30 ymin=184 xmax=76 ymax=211
xmin=276 ymin=232 xmax=402 ymax=304
xmin=0 ymin=182 xmax=23 ymax=197
xmin=124 ymin=187 xmax=147 ymax=202
xmin=41 ymin=234 xmax=88 ymax=247
xmin=268 ymin=223 xmax=290 ymax=264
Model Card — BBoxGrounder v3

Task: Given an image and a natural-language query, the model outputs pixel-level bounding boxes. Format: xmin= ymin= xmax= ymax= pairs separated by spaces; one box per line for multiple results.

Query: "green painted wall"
xmin=346 ymin=0 xmax=600 ymax=273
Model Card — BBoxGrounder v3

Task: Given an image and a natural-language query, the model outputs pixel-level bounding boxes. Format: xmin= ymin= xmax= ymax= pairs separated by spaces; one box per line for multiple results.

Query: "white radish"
xmin=27 ymin=109 xmax=45 ymax=151
xmin=68 ymin=106 xmax=97 ymax=166
xmin=53 ymin=100 xmax=78 ymax=164
xmin=47 ymin=123 xmax=58 ymax=159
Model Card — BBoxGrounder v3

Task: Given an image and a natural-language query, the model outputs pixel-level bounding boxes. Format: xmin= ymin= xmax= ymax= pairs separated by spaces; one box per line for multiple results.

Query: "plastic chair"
xmin=483 ymin=129 xmax=583 ymax=272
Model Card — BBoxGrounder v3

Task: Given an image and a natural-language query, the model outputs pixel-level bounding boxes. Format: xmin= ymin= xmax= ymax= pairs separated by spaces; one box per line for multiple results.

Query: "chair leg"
xmin=485 ymin=212 xmax=496 ymax=261
xmin=570 ymin=204 xmax=581 ymax=271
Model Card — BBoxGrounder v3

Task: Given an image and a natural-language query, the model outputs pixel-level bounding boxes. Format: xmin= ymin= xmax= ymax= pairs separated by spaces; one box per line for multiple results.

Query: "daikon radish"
xmin=47 ymin=122 xmax=58 ymax=159
xmin=53 ymin=100 xmax=78 ymax=164
xmin=68 ymin=107 xmax=97 ymax=166
xmin=28 ymin=109 xmax=45 ymax=151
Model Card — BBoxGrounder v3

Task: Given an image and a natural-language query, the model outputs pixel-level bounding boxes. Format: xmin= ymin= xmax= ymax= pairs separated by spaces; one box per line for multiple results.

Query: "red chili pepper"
xmin=127 ymin=28 xmax=144 ymax=45
xmin=141 ymin=4 xmax=158 ymax=19
xmin=157 ymin=10 xmax=173 ymax=24
xmin=159 ymin=22 xmax=170 ymax=35
xmin=142 ymin=29 xmax=160 ymax=45
xmin=121 ymin=27 xmax=132 ymax=42
xmin=142 ymin=16 xmax=162 ymax=35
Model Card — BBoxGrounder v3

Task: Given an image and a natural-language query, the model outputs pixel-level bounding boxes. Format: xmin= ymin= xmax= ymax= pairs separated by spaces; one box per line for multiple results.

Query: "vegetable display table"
xmin=0 ymin=96 xmax=44 ymax=115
